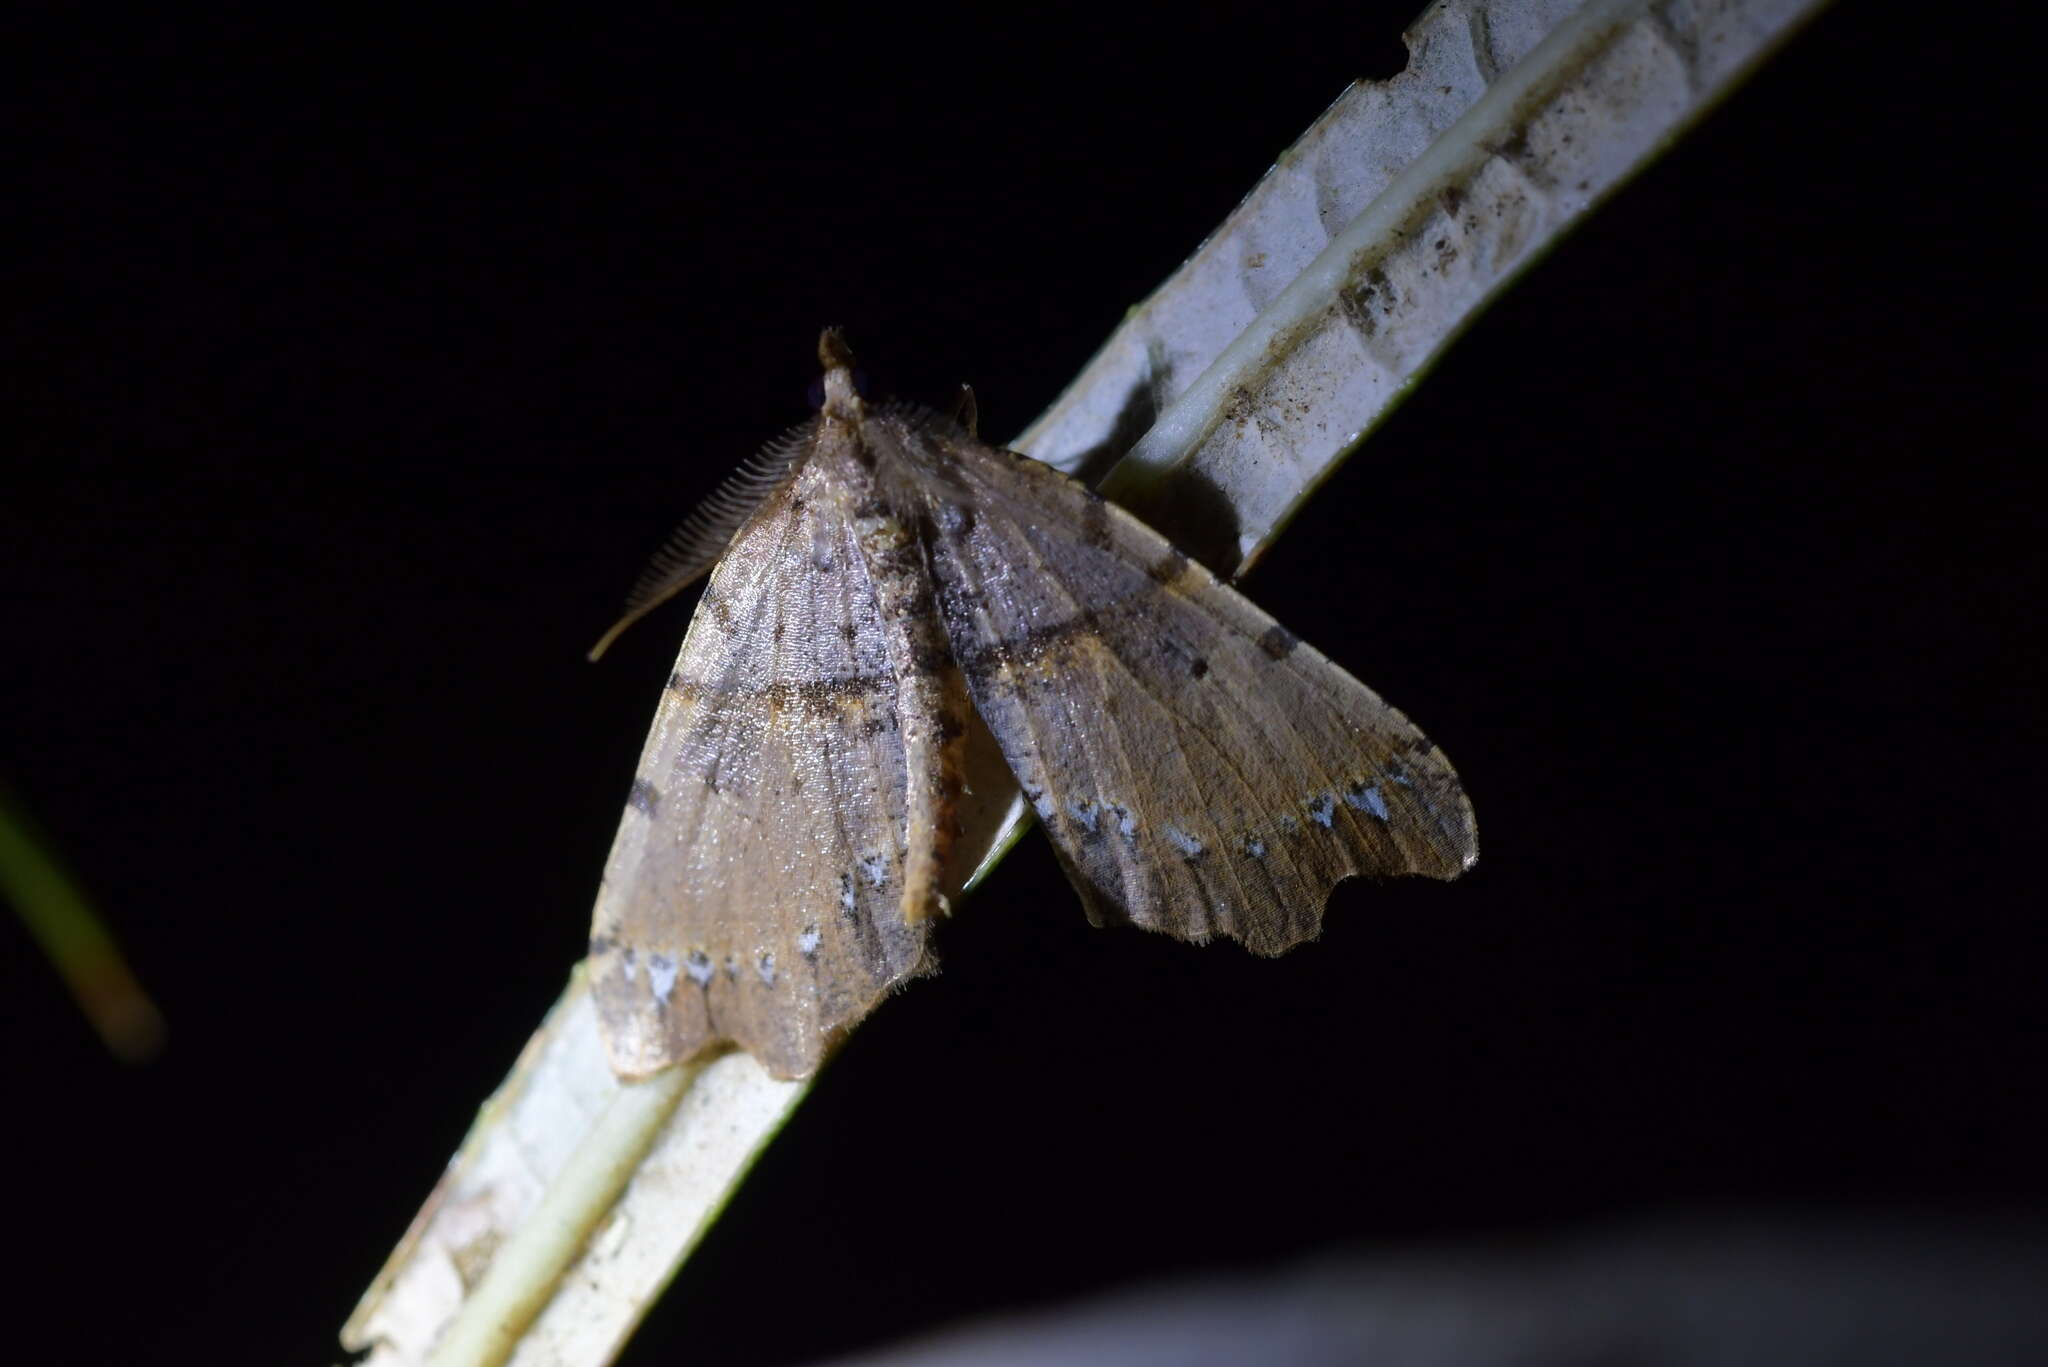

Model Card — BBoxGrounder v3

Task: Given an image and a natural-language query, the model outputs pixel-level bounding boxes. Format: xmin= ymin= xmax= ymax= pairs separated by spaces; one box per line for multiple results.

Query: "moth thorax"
xmin=857 ymin=513 xmax=914 ymax=557
xmin=820 ymin=364 xmax=862 ymax=420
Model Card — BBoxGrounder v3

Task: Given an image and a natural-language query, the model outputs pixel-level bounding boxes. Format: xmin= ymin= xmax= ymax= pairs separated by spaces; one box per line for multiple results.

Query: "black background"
xmin=6 ymin=6 xmax=2039 ymax=1364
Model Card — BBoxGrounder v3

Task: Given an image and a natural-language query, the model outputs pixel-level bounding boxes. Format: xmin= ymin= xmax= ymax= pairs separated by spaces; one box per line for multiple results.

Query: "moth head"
xmin=816 ymin=327 xmax=864 ymax=421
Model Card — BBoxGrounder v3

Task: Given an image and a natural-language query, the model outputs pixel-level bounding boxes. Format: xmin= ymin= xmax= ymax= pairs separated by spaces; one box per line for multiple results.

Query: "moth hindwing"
xmin=588 ymin=330 xmax=1477 ymax=1080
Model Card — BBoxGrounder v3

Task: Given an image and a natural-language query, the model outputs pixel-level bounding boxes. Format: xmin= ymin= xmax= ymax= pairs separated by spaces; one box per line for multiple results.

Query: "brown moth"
xmin=587 ymin=330 xmax=1477 ymax=1080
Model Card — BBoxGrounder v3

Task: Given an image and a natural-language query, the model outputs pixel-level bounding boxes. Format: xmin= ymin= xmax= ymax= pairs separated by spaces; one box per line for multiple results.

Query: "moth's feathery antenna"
xmin=588 ymin=424 xmax=812 ymax=661
xmin=592 ymin=332 xmax=859 ymax=662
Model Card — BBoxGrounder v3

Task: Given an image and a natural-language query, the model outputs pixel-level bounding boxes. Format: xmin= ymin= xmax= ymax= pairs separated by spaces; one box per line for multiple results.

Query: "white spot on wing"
xmin=1066 ymin=797 xmax=1100 ymax=833
xmin=620 ymin=948 xmax=639 ymax=982
xmin=840 ymin=873 xmax=857 ymax=915
xmin=647 ymin=953 xmax=680 ymax=1003
xmin=1308 ymin=794 xmax=1336 ymax=828
xmin=684 ymin=951 xmax=714 ymax=988
xmin=798 ymin=925 xmax=821 ymax=957
xmin=1245 ymin=836 xmax=1267 ymax=858
xmin=1164 ymin=825 xmax=1205 ymax=858
xmin=757 ymin=952 xmax=778 ymax=986
xmin=859 ymin=852 xmax=889 ymax=888
xmin=1345 ymin=783 xmax=1391 ymax=821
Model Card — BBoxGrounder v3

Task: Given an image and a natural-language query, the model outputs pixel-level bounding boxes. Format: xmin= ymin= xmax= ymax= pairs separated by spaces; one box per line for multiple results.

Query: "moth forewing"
xmin=588 ymin=447 xmax=934 ymax=1082
xmin=897 ymin=415 xmax=1477 ymax=956
xmin=589 ymin=331 xmax=1476 ymax=1081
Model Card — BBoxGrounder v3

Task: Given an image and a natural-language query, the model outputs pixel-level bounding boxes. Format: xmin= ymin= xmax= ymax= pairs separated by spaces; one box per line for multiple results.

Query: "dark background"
xmin=6 ymin=6 xmax=2039 ymax=1364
